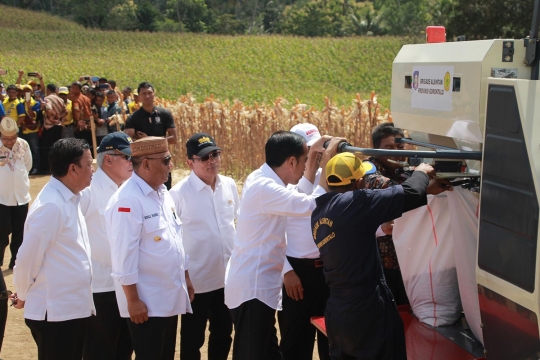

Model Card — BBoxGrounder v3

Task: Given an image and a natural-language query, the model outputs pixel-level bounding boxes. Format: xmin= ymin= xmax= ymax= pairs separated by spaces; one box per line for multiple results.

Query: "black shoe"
xmin=8 ymin=259 xmax=15 ymax=270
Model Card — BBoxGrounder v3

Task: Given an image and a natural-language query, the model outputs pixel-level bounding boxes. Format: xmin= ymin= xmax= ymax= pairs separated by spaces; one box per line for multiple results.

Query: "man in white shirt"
xmin=0 ymin=117 xmax=32 ymax=270
xmin=105 ymin=136 xmax=194 ymax=360
xmin=224 ymin=130 xmax=343 ymax=360
xmin=169 ymin=133 xmax=239 ymax=360
xmin=12 ymin=138 xmax=95 ymax=360
xmin=81 ymin=132 xmax=134 ymax=360
xmin=278 ymin=123 xmax=331 ymax=360
xmin=0 ymin=116 xmax=32 ymax=352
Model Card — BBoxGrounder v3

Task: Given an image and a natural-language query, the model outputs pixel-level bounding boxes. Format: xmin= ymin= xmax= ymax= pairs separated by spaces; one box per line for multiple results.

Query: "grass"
xmin=0 ymin=4 xmax=412 ymax=109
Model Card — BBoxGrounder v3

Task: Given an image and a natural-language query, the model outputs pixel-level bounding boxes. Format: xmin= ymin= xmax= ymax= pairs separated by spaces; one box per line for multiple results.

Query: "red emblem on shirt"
xmin=118 ymin=207 xmax=131 ymax=213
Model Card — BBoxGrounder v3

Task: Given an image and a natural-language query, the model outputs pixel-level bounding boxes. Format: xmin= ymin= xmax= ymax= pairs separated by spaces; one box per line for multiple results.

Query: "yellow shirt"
xmin=22 ymin=98 xmax=39 ymax=135
xmin=63 ymin=100 xmax=73 ymax=126
xmin=3 ymin=98 xmax=25 ymax=122
xmin=128 ymin=101 xmax=140 ymax=114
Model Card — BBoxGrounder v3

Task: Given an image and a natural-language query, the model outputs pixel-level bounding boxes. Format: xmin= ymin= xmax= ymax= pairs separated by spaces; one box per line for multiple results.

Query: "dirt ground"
xmin=1 ymin=170 xmax=322 ymax=359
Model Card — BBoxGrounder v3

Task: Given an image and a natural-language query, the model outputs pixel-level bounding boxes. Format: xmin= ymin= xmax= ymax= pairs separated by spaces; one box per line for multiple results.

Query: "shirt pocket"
xmin=141 ymin=216 xmax=168 ymax=252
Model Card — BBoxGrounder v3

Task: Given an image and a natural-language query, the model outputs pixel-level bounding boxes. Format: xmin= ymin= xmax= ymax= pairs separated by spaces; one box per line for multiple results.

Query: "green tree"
xmin=446 ymin=0 xmax=533 ymax=39
xmin=71 ymin=0 xmax=122 ymax=28
xmin=378 ymin=0 xmax=431 ymax=36
xmin=166 ymin=0 xmax=211 ymax=32
xmin=136 ymin=0 xmax=162 ymax=31
xmin=104 ymin=0 xmax=139 ymax=30
xmin=210 ymin=13 xmax=245 ymax=34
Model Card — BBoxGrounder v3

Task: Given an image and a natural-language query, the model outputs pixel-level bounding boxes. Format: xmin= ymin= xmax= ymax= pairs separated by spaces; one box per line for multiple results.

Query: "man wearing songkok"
xmin=169 ymin=133 xmax=238 ymax=360
xmin=0 ymin=117 xmax=32 ymax=269
xmin=81 ymin=132 xmax=134 ymax=359
xmin=105 ymin=136 xmax=194 ymax=360
xmin=279 ymin=123 xmax=330 ymax=360
xmin=311 ymin=153 xmax=444 ymax=360
xmin=12 ymin=138 xmax=95 ymax=360
xmin=224 ymin=131 xmax=343 ymax=360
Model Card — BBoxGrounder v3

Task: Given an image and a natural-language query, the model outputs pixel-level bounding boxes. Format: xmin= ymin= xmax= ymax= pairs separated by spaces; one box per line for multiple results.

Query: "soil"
xmin=0 ymin=170 xmax=322 ymax=360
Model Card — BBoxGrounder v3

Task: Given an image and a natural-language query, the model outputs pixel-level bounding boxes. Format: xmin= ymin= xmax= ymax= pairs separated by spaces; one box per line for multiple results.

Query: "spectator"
xmin=124 ymin=82 xmax=177 ymax=189
xmin=12 ymin=138 xmax=95 ymax=360
xmin=3 ymin=85 xmax=25 ymax=127
xmin=0 ymin=117 xmax=32 ymax=269
xmin=71 ymin=82 xmax=93 ymax=151
xmin=106 ymin=90 xmax=122 ymax=132
xmin=122 ymin=87 xmax=132 ymax=106
xmin=58 ymin=87 xmax=75 ymax=139
xmin=40 ymin=85 xmax=67 ymax=173
xmin=91 ymin=92 xmax=109 ymax=146
xmin=20 ymin=85 xmax=41 ymax=175
xmin=128 ymin=91 xmax=140 ymax=114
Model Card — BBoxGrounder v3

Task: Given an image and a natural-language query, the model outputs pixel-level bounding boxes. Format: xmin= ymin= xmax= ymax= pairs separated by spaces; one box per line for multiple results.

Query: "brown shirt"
xmin=71 ymin=93 xmax=92 ymax=120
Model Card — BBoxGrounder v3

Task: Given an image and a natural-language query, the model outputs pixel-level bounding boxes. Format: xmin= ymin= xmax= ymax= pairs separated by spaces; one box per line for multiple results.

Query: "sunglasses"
xmin=192 ymin=151 xmax=222 ymax=162
xmin=147 ymin=155 xmax=172 ymax=166
xmin=109 ymin=154 xmax=132 ymax=161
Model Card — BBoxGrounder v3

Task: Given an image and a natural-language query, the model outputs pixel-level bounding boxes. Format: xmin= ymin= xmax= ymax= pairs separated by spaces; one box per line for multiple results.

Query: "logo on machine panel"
xmin=444 ymin=72 xmax=451 ymax=92
xmin=413 ymin=71 xmax=419 ymax=90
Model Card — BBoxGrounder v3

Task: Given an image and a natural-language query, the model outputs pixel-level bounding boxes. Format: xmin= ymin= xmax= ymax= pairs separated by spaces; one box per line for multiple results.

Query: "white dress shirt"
xmin=80 ymin=168 xmax=120 ymax=293
xmin=169 ymin=172 xmax=239 ymax=294
xmin=283 ymin=169 xmax=323 ymax=274
xmin=0 ymin=138 xmax=32 ymax=206
xmin=105 ymin=172 xmax=192 ymax=318
xmin=13 ymin=177 xmax=95 ymax=321
xmin=224 ymin=163 xmax=325 ymax=311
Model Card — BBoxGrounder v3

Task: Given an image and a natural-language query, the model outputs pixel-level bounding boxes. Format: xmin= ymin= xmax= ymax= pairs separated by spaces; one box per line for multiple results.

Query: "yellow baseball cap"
xmin=326 ymin=153 xmax=375 ymax=186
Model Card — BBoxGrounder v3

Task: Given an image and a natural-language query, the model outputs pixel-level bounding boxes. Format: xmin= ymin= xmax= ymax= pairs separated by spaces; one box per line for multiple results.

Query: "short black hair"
xmin=106 ymin=90 xmax=115 ymax=96
xmin=49 ymin=139 xmax=90 ymax=177
xmin=371 ymin=122 xmax=405 ymax=149
xmin=99 ymin=77 xmax=108 ymax=83
xmin=46 ymin=84 xmax=57 ymax=92
xmin=109 ymin=80 xmax=116 ymax=88
xmin=88 ymin=88 xmax=97 ymax=96
xmin=123 ymin=86 xmax=131 ymax=92
xmin=71 ymin=81 xmax=82 ymax=89
xmin=95 ymin=91 xmax=104 ymax=99
xmin=6 ymin=84 xmax=17 ymax=92
xmin=137 ymin=81 xmax=154 ymax=94
xmin=265 ymin=130 xmax=306 ymax=168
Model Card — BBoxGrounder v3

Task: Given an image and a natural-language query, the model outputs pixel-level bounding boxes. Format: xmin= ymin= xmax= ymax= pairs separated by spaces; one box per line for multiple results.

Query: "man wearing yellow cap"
xmin=105 ymin=136 xmax=194 ymax=360
xmin=311 ymin=153 xmax=441 ymax=360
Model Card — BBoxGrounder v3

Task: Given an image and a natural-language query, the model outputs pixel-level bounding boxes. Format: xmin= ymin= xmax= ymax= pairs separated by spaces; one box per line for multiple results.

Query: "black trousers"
xmin=180 ymin=288 xmax=232 ymax=360
xmin=383 ymin=269 xmax=409 ymax=306
xmin=229 ymin=298 xmax=283 ymax=360
xmin=0 ymin=271 xmax=7 ymax=352
xmin=39 ymin=126 xmax=62 ymax=172
xmin=0 ymin=203 xmax=28 ymax=268
xmin=25 ymin=316 xmax=90 ymax=360
xmin=127 ymin=315 xmax=178 ymax=360
xmin=278 ymin=257 xmax=331 ymax=360
xmin=165 ymin=172 xmax=172 ymax=190
xmin=83 ymin=291 xmax=133 ymax=360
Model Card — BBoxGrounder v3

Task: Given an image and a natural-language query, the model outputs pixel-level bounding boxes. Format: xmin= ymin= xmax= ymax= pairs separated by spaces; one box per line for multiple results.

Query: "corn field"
xmin=156 ymin=92 xmax=391 ymax=180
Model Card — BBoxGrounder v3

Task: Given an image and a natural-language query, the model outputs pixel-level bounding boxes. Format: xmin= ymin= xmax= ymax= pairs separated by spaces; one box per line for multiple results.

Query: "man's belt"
xmin=287 ymin=256 xmax=324 ymax=268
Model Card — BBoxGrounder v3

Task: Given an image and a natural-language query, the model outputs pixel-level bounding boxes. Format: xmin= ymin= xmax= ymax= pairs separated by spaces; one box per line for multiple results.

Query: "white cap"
xmin=0 ymin=117 xmax=18 ymax=137
xmin=58 ymin=86 xmax=69 ymax=95
xmin=290 ymin=123 xmax=321 ymax=146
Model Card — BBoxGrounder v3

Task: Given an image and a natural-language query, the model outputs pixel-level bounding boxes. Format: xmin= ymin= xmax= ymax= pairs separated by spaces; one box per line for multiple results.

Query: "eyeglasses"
xmin=146 ymin=155 xmax=172 ymax=166
xmin=192 ymin=151 xmax=222 ymax=162
xmin=109 ymin=154 xmax=132 ymax=161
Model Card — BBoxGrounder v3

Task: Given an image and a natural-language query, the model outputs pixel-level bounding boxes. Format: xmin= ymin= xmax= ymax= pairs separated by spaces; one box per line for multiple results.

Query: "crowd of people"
xmin=0 ymin=72 xmax=143 ymax=176
xmin=0 ymin=74 xmax=453 ymax=360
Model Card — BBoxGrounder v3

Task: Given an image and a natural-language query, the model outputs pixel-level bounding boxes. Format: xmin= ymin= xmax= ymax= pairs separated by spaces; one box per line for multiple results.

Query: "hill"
xmin=0 ymin=4 xmax=410 ymax=108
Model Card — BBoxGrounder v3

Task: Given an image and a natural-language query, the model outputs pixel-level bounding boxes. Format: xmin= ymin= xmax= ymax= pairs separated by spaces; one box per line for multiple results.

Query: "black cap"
xmin=186 ymin=133 xmax=221 ymax=158
xmin=97 ymin=132 xmax=133 ymax=155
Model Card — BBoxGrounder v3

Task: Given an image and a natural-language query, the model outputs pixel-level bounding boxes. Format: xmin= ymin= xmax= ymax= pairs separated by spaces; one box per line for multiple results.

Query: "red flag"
xmin=118 ymin=207 xmax=131 ymax=213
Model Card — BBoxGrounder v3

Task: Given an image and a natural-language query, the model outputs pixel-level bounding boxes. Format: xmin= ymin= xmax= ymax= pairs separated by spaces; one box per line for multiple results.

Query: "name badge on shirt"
xmin=155 ymin=116 xmax=161 ymax=124
xmin=154 ymin=236 xmax=161 ymax=242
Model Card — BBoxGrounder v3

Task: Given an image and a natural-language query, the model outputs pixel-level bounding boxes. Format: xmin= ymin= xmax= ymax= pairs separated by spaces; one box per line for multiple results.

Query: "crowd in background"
xmin=0 ymin=71 xmax=141 ymax=175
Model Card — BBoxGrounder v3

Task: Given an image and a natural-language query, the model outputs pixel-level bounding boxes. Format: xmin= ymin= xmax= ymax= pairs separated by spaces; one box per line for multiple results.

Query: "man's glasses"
xmin=147 ymin=155 xmax=172 ymax=166
xmin=192 ymin=151 xmax=222 ymax=162
xmin=1 ymin=136 xmax=17 ymax=143
xmin=109 ymin=154 xmax=132 ymax=161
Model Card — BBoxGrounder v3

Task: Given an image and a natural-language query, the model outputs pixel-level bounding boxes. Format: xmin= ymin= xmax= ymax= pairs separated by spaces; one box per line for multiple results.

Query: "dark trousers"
xmin=75 ymin=130 xmax=95 ymax=156
xmin=25 ymin=316 xmax=89 ymax=360
xmin=278 ymin=257 xmax=330 ymax=360
xmin=384 ymin=269 xmax=409 ymax=306
xmin=83 ymin=291 xmax=133 ymax=360
xmin=229 ymin=298 xmax=283 ymax=360
xmin=127 ymin=316 xmax=178 ymax=360
xmin=180 ymin=288 xmax=232 ymax=360
xmin=0 ymin=203 xmax=28 ymax=268
xmin=20 ymin=131 xmax=40 ymax=172
xmin=165 ymin=172 xmax=172 ymax=190
xmin=0 ymin=271 xmax=8 ymax=352
xmin=39 ymin=126 xmax=62 ymax=173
